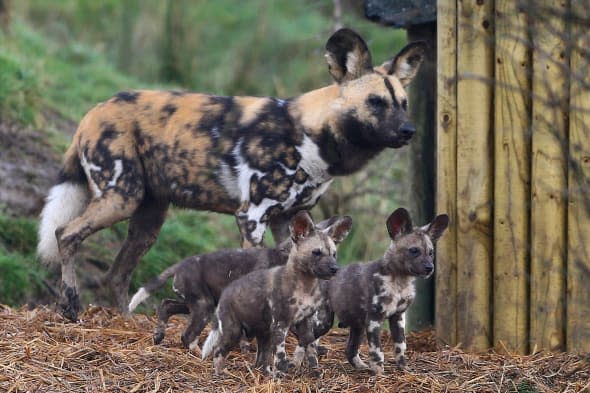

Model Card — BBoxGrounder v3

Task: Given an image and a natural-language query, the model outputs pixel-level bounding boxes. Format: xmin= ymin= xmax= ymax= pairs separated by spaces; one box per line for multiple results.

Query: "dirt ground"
xmin=1 ymin=305 xmax=588 ymax=393
xmin=0 ymin=121 xmax=64 ymax=217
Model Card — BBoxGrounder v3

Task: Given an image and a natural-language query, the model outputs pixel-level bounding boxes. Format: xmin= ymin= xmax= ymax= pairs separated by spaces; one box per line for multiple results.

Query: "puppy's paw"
xmin=395 ymin=355 xmax=407 ymax=370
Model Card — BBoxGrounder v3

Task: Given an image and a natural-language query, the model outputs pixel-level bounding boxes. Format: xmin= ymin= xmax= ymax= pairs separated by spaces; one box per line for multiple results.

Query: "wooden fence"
xmin=435 ymin=0 xmax=590 ymax=353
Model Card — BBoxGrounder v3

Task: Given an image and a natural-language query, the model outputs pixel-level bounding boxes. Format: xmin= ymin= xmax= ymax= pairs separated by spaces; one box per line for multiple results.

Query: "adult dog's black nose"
xmin=399 ymin=122 xmax=416 ymax=138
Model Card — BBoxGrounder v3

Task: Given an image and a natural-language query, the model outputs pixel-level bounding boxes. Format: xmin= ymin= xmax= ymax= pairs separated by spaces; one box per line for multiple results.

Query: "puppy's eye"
xmin=408 ymin=247 xmax=420 ymax=257
xmin=312 ymin=249 xmax=322 ymax=257
xmin=332 ymin=252 xmax=337 ymax=258
xmin=429 ymin=249 xmax=434 ymax=256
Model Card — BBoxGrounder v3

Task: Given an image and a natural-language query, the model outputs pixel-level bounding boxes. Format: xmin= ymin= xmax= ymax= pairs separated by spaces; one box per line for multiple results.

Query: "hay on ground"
xmin=1 ymin=305 xmax=588 ymax=392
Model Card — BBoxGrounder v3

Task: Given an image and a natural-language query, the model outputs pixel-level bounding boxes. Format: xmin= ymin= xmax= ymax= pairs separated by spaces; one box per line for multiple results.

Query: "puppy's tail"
xmin=201 ymin=311 xmax=223 ymax=359
xmin=128 ymin=262 xmax=182 ymax=312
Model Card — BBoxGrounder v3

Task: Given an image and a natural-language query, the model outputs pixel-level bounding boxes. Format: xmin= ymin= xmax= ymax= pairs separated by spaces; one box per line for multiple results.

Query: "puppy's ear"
xmin=422 ymin=214 xmax=450 ymax=243
xmin=378 ymin=41 xmax=427 ymax=86
xmin=290 ymin=211 xmax=315 ymax=243
xmin=386 ymin=208 xmax=413 ymax=240
xmin=315 ymin=216 xmax=340 ymax=231
xmin=325 ymin=28 xmax=373 ymax=84
xmin=324 ymin=216 xmax=353 ymax=244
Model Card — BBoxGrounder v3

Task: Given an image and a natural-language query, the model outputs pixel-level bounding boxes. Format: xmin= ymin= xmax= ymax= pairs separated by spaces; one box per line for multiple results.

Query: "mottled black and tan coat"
xmin=37 ymin=28 xmax=426 ymax=321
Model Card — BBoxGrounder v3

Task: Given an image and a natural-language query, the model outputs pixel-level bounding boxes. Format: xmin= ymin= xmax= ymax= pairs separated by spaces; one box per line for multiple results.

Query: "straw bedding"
xmin=1 ymin=305 xmax=588 ymax=392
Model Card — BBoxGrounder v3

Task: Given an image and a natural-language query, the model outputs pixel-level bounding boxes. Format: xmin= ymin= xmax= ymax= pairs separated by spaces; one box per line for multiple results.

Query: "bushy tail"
xmin=128 ymin=263 xmax=181 ymax=312
xmin=201 ymin=312 xmax=223 ymax=359
xmin=37 ymin=146 xmax=89 ymax=265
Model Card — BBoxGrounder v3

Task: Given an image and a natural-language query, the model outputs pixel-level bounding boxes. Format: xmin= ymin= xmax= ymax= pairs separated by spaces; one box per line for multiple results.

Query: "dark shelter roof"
xmin=364 ymin=0 xmax=436 ymax=27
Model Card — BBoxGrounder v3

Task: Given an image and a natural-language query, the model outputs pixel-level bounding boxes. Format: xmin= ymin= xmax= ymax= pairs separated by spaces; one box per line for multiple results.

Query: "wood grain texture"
xmin=529 ymin=0 xmax=568 ymax=352
xmin=492 ymin=0 xmax=531 ymax=354
xmin=435 ymin=0 xmax=458 ymax=347
xmin=455 ymin=0 xmax=494 ymax=350
xmin=566 ymin=1 xmax=590 ymax=353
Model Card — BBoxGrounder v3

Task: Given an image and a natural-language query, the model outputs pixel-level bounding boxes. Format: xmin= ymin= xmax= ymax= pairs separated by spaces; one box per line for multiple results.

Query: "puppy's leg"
xmin=254 ymin=332 xmax=271 ymax=369
xmin=212 ymin=322 xmax=242 ymax=375
xmin=346 ymin=326 xmax=368 ymax=370
xmin=182 ymin=297 xmax=215 ymax=351
xmin=388 ymin=312 xmax=407 ymax=369
xmin=154 ymin=299 xmax=189 ymax=344
xmin=366 ymin=318 xmax=384 ymax=375
xmin=271 ymin=323 xmax=290 ymax=373
xmin=291 ymin=318 xmax=318 ymax=369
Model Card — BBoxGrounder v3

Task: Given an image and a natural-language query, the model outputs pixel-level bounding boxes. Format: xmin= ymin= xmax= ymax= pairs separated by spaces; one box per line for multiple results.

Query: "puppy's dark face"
xmin=288 ymin=212 xmax=352 ymax=279
xmin=386 ymin=232 xmax=435 ymax=278
xmin=383 ymin=208 xmax=449 ymax=278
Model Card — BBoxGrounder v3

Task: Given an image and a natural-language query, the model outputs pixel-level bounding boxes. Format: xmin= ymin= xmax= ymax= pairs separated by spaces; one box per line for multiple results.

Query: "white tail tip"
xmin=201 ymin=328 xmax=221 ymax=360
xmin=128 ymin=287 xmax=150 ymax=312
xmin=37 ymin=182 xmax=89 ymax=265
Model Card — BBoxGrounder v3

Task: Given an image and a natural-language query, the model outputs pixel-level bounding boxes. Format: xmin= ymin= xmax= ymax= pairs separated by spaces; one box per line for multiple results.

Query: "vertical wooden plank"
xmin=455 ymin=0 xmax=494 ymax=350
xmin=567 ymin=1 xmax=590 ymax=353
xmin=492 ymin=1 xmax=530 ymax=353
xmin=529 ymin=0 xmax=568 ymax=352
xmin=435 ymin=0 xmax=458 ymax=346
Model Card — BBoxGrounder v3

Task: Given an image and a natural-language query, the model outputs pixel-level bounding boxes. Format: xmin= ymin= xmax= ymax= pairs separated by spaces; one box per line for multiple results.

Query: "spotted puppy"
xmin=36 ymin=27 xmax=426 ymax=321
xmin=201 ymin=210 xmax=352 ymax=375
xmin=326 ymin=208 xmax=448 ymax=375
xmin=127 ymin=216 xmax=348 ymax=350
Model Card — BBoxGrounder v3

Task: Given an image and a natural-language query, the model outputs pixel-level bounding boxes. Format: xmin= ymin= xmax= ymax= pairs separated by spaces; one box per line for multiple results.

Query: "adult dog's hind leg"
xmin=103 ymin=195 xmax=168 ymax=312
xmin=56 ymin=194 xmax=142 ymax=321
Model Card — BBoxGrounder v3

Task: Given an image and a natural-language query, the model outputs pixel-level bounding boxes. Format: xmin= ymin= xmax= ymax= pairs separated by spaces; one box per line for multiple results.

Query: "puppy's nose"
xmin=424 ymin=264 xmax=434 ymax=274
xmin=330 ymin=266 xmax=339 ymax=275
xmin=399 ymin=122 xmax=416 ymax=138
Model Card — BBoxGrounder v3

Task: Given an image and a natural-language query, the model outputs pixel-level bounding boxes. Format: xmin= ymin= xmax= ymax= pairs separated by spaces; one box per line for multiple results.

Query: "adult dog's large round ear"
xmin=325 ymin=28 xmax=373 ymax=84
xmin=289 ymin=210 xmax=315 ymax=243
xmin=386 ymin=208 xmax=413 ymax=240
xmin=378 ymin=41 xmax=427 ymax=86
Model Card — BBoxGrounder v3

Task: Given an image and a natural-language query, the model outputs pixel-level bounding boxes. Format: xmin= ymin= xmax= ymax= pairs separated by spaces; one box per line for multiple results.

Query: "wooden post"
xmin=567 ymin=1 xmax=590 ymax=352
xmin=406 ymin=21 xmax=436 ymax=331
xmin=492 ymin=0 xmax=531 ymax=353
xmin=455 ymin=0 xmax=494 ymax=350
xmin=435 ymin=0 xmax=457 ymax=347
xmin=529 ymin=0 xmax=568 ymax=352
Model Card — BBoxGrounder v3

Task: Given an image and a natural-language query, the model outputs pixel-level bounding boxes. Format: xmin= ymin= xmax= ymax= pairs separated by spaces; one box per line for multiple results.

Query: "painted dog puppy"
xmin=201 ymin=210 xmax=352 ymax=375
xmin=323 ymin=208 xmax=448 ymax=375
xmin=127 ymin=216 xmax=349 ymax=350
xmin=36 ymin=27 xmax=426 ymax=321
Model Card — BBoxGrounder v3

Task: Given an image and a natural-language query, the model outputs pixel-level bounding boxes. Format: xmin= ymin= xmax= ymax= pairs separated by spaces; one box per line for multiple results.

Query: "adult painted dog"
xmin=37 ymin=28 xmax=426 ymax=321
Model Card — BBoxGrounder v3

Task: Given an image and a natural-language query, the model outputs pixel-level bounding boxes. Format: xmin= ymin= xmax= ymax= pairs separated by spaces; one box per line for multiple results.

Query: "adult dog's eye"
xmin=367 ymin=95 xmax=387 ymax=108
xmin=408 ymin=247 xmax=420 ymax=257
xmin=312 ymin=249 xmax=322 ymax=257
